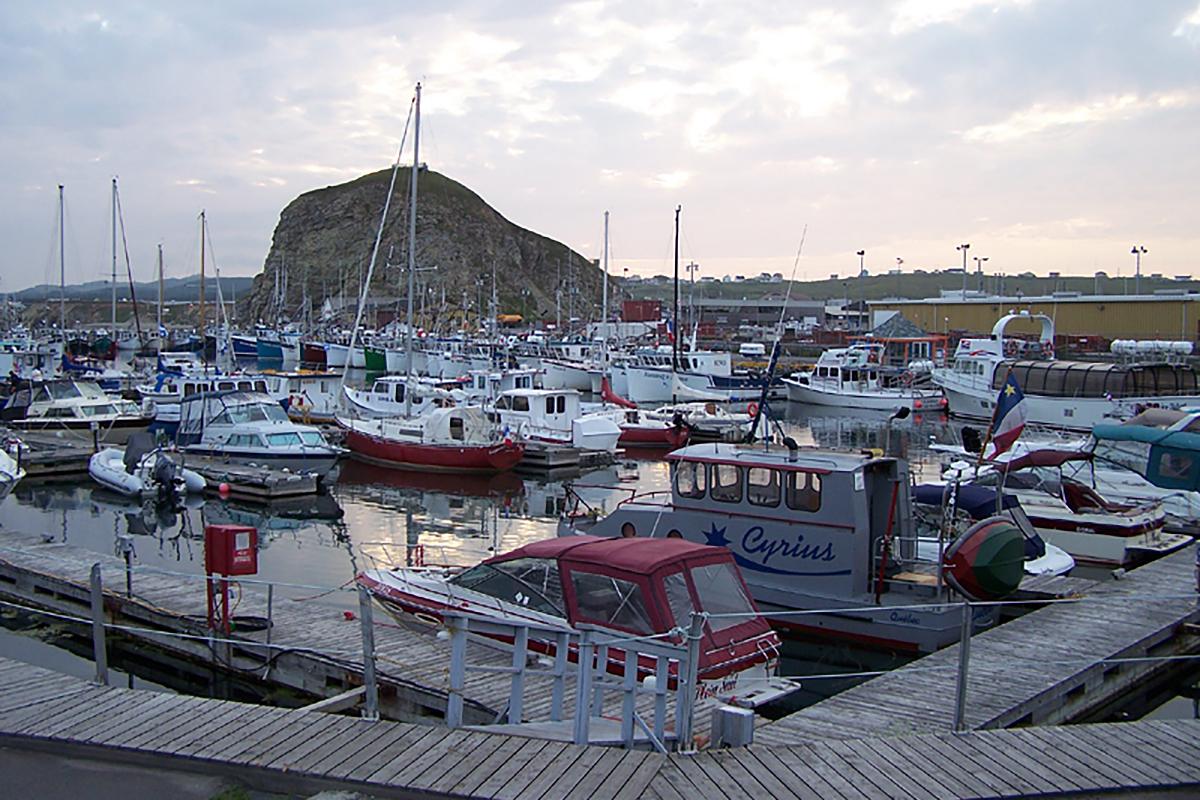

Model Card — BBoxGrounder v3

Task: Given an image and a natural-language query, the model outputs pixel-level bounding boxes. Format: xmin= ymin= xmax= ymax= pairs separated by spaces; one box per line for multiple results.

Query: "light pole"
xmin=1131 ymin=245 xmax=1147 ymax=295
xmin=973 ymin=256 xmax=988 ymax=294
xmin=957 ymin=243 xmax=970 ymax=296
xmin=856 ymin=251 xmax=866 ymax=332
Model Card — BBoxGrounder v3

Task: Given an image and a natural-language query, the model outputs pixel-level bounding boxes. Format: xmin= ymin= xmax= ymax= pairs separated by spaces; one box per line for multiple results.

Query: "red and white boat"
xmin=337 ymin=406 xmax=524 ymax=474
xmin=358 ymin=535 xmax=799 ymax=708
xmin=613 ymin=407 xmax=691 ymax=448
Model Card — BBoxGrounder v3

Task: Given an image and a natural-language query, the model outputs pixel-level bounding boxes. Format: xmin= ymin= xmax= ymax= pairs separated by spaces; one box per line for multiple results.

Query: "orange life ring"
xmin=747 ymin=402 xmax=760 ymax=416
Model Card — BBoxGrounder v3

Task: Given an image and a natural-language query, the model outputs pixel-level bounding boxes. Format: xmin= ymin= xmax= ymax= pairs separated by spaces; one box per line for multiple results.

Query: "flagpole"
xmin=974 ymin=363 xmax=1015 ymax=473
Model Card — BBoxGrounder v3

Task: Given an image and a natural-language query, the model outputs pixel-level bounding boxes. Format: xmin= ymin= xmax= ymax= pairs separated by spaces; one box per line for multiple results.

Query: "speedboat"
xmin=175 ymin=390 xmax=343 ymax=476
xmin=784 ymin=343 xmax=946 ymax=412
xmin=338 ymin=406 xmax=524 ymax=474
xmin=358 ymin=534 xmax=800 ymax=708
xmin=559 ymin=441 xmax=1028 ymax=653
xmin=2 ymin=378 xmax=151 ymax=444
xmin=942 ymin=451 xmax=1191 ymax=568
xmin=89 ymin=432 xmax=206 ymax=502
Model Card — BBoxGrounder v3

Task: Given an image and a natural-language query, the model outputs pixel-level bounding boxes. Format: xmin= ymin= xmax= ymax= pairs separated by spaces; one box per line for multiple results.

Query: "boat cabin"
xmin=450 ymin=535 xmax=778 ymax=671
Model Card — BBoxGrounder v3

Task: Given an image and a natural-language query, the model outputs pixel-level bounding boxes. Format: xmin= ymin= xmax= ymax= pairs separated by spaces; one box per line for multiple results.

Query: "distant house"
xmin=700 ymin=276 xmax=717 ymax=283
xmin=734 ymin=275 xmax=746 ymax=282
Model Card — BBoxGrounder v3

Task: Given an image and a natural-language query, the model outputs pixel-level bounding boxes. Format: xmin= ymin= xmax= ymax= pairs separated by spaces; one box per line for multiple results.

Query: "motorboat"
xmin=645 ymin=402 xmax=754 ymax=441
xmin=358 ymin=534 xmax=800 ymax=708
xmin=932 ymin=311 xmax=1200 ymax=430
xmin=490 ymin=389 xmax=621 ymax=453
xmin=88 ymin=432 xmax=206 ymax=502
xmin=911 ymin=483 xmax=1075 ymax=577
xmin=0 ymin=438 xmax=26 ymax=502
xmin=175 ymin=390 xmax=343 ymax=476
xmin=1086 ymin=407 xmax=1200 ymax=523
xmin=784 ymin=343 xmax=947 ymax=412
xmin=617 ymin=348 xmax=783 ymax=405
xmin=138 ymin=372 xmax=272 ymax=433
xmin=590 ymin=405 xmax=690 ymax=449
xmin=559 ymin=441 xmax=1028 ymax=653
xmin=942 ymin=451 xmax=1191 ymax=568
xmin=261 ymin=370 xmax=343 ymax=423
xmin=338 ymin=406 xmax=524 ymax=474
xmin=1 ymin=378 xmax=151 ymax=444
xmin=342 ymin=376 xmax=455 ymax=419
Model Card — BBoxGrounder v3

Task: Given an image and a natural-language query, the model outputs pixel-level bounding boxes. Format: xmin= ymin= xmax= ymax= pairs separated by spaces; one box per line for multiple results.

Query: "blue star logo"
xmin=704 ymin=523 xmax=730 ymax=548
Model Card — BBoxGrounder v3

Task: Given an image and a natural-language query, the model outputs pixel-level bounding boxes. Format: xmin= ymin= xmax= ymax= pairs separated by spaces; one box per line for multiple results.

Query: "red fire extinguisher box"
xmin=204 ymin=524 xmax=258 ymax=576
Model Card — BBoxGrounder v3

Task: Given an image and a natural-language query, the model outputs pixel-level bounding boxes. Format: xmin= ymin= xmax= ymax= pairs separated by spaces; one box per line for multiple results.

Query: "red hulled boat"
xmin=338 ymin=406 xmax=524 ymax=474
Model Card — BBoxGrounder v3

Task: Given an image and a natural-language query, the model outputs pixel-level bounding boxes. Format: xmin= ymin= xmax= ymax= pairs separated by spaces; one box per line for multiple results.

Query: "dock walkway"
xmin=0 ymin=657 xmax=1197 ymax=798
xmin=757 ymin=546 xmax=1200 ymax=746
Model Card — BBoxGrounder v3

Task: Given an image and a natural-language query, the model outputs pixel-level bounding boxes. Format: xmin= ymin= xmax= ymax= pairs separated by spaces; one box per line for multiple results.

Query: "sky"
xmin=2 ymin=0 xmax=1199 ymax=292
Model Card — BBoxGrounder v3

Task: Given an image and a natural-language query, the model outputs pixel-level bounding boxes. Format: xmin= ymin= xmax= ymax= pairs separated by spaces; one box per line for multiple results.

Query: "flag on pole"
xmin=986 ymin=372 xmax=1027 ymax=459
xmin=665 ymin=317 xmax=676 ymax=344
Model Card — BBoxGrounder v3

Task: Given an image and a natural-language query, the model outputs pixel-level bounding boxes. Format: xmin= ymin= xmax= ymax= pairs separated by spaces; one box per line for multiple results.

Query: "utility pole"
xmin=957 ymin=243 xmax=970 ymax=297
xmin=1131 ymin=245 xmax=1147 ymax=295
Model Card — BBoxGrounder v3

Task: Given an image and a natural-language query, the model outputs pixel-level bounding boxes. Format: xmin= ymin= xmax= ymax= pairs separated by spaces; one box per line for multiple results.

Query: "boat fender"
xmin=747 ymin=402 xmax=759 ymax=417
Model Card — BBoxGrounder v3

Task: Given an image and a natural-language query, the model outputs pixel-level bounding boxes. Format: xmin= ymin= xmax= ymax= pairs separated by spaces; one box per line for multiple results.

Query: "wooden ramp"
xmin=0 ymin=657 xmax=1197 ymax=799
xmin=757 ymin=546 xmax=1200 ymax=747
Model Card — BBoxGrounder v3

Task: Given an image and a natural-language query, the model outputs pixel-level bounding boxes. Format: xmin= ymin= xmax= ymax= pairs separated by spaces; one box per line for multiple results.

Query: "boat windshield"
xmin=45 ymin=382 xmax=82 ymax=400
xmin=450 ymin=557 xmax=565 ymax=617
xmin=266 ymin=432 xmax=302 ymax=447
xmin=689 ymin=561 xmax=756 ymax=632
xmin=569 ymin=570 xmax=655 ymax=634
xmin=299 ymin=431 xmax=326 ymax=447
xmin=214 ymin=403 xmax=290 ymax=425
xmin=80 ymin=404 xmax=118 ymax=417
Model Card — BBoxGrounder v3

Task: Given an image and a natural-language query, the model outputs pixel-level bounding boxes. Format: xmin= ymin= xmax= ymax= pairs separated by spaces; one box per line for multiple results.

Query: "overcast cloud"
xmin=1 ymin=0 xmax=1198 ymax=291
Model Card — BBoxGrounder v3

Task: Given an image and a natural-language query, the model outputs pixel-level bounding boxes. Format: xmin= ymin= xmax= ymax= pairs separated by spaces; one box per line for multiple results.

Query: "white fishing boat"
xmin=0 ymin=441 xmax=26 ymax=501
xmin=645 ymin=402 xmax=754 ymax=440
xmin=176 ymin=390 xmax=343 ymax=476
xmin=784 ymin=343 xmax=947 ymax=412
xmin=342 ymin=376 xmax=455 ymax=419
xmin=338 ymin=406 xmax=524 ymax=473
xmin=490 ymin=388 xmax=621 ymax=452
xmin=933 ymin=311 xmax=1200 ymax=430
xmin=261 ymin=370 xmax=343 ymax=423
xmin=88 ymin=433 xmax=206 ymax=501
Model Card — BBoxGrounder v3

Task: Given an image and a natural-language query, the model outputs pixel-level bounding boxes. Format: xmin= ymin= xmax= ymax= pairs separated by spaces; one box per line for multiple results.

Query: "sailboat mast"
xmin=404 ymin=81 xmax=421 ymax=418
xmin=111 ymin=177 xmax=118 ymax=338
xmin=157 ymin=243 xmax=164 ymax=340
xmin=58 ymin=185 xmax=65 ymax=337
xmin=199 ymin=210 xmax=207 ymax=366
xmin=601 ymin=211 xmax=609 ymax=369
xmin=673 ymin=204 xmax=681 ymax=372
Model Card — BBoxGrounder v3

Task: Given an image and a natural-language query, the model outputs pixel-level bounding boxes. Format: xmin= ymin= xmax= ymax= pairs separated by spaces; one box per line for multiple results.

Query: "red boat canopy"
xmin=490 ymin=534 xmax=725 ymax=574
xmin=1000 ymin=449 xmax=1092 ymax=473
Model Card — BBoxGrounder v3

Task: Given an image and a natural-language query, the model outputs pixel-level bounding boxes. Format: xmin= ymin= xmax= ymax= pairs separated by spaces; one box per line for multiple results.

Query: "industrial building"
xmin=870 ymin=292 xmax=1200 ymax=343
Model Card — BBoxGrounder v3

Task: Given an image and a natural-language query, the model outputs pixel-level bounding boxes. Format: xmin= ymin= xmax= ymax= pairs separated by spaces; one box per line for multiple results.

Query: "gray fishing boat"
xmin=559 ymin=441 xmax=1027 ymax=653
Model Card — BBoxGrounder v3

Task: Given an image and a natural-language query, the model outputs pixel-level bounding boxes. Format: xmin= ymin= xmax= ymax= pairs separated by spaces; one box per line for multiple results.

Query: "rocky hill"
xmin=241 ymin=167 xmax=609 ymax=329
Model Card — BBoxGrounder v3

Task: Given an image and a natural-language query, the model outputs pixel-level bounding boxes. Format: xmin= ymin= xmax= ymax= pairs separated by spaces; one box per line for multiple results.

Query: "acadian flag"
xmin=665 ymin=317 xmax=676 ymax=344
xmin=986 ymin=372 xmax=1027 ymax=459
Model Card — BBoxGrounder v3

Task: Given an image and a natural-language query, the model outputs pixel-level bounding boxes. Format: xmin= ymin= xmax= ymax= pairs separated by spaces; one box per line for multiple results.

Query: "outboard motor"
xmin=124 ymin=432 xmax=156 ymax=475
xmin=151 ymin=453 xmax=180 ymax=504
xmin=961 ymin=426 xmax=983 ymax=455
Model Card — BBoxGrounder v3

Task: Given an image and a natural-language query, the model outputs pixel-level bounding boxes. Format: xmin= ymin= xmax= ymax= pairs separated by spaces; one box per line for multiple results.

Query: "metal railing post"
xmin=572 ymin=628 xmax=595 ymax=745
xmin=89 ymin=563 xmax=109 ymax=686
xmin=954 ymin=600 xmax=973 ymax=732
xmin=356 ymin=584 xmax=379 ymax=721
xmin=676 ymin=613 xmax=705 ymax=752
xmin=592 ymin=642 xmax=609 ymax=717
xmin=654 ymin=655 xmax=668 ymax=745
xmin=550 ymin=630 xmax=569 ymax=722
xmin=509 ymin=625 xmax=528 ymax=723
xmin=446 ymin=614 xmax=466 ymax=728
xmin=621 ymin=648 xmax=637 ymax=748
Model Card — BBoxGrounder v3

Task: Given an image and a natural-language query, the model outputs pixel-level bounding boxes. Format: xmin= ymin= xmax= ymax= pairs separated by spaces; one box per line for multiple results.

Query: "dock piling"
xmin=356 ymin=583 xmax=379 ymax=721
xmin=572 ymin=628 xmax=596 ymax=745
xmin=88 ymin=563 xmax=108 ymax=686
xmin=446 ymin=614 xmax=467 ymax=728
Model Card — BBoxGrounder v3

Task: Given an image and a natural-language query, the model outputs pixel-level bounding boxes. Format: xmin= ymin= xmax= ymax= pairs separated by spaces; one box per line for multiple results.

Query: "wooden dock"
xmin=180 ymin=455 xmax=322 ymax=500
xmin=0 ymin=656 xmax=1197 ymax=798
xmin=3 ymin=428 xmax=93 ymax=478
xmin=0 ymin=528 xmax=712 ymax=742
xmin=517 ymin=443 xmax=618 ymax=475
xmin=757 ymin=546 xmax=1200 ymax=746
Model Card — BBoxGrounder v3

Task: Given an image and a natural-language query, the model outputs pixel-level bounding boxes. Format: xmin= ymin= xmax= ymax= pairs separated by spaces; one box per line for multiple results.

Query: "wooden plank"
xmin=820 ymin=739 xmax=916 ymax=799
xmin=851 ymin=738 xmax=956 ymax=800
xmin=610 ymin=752 xmax=669 ymax=800
xmin=388 ymin=729 xmax=487 ymax=789
xmin=940 ymin=732 xmax=1062 ymax=795
xmin=188 ymin=706 xmax=289 ymax=760
xmin=513 ymin=744 xmax=600 ymax=800
xmin=576 ymin=751 xmax=652 ymax=800
xmin=248 ymin=712 xmax=346 ymax=767
xmin=342 ymin=726 xmax=442 ymax=783
xmin=267 ymin=716 xmax=365 ymax=772
xmin=1067 ymin=724 xmax=1185 ymax=785
xmin=438 ymin=733 xmax=531 ymax=796
xmin=720 ymin=749 xmax=807 ymax=800
xmin=643 ymin=773 xmax=688 ymax=800
xmin=914 ymin=735 xmax=1023 ymax=797
xmin=118 ymin=696 xmax=228 ymax=750
xmin=1 ymin=689 xmax=116 ymax=736
xmin=281 ymin=716 xmax=383 ymax=773
xmin=657 ymin=756 xmax=727 ymax=800
xmin=690 ymin=750 xmax=775 ymax=800
xmin=880 ymin=735 xmax=998 ymax=798
xmin=83 ymin=692 xmax=188 ymax=747
xmin=1103 ymin=723 xmax=1198 ymax=783
xmin=470 ymin=738 xmax=557 ymax=798
xmin=43 ymin=692 xmax=186 ymax=742
xmin=1019 ymin=727 xmax=1139 ymax=788
xmin=155 ymin=704 xmax=253 ymax=754
xmin=533 ymin=746 xmax=618 ymax=800
xmin=415 ymin=731 xmax=509 ymax=793
xmin=482 ymin=740 xmax=570 ymax=800
xmin=306 ymin=719 xmax=414 ymax=777
xmin=559 ymin=748 xmax=631 ymax=800
xmin=777 ymin=744 xmax=871 ymax=800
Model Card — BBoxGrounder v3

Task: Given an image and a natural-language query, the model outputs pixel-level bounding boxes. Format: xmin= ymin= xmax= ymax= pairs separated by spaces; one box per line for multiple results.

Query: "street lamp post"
xmin=856 ymin=250 xmax=866 ymax=331
xmin=957 ymin=243 xmax=970 ymax=296
xmin=1131 ymin=245 xmax=1147 ymax=295
xmin=973 ymin=256 xmax=988 ymax=293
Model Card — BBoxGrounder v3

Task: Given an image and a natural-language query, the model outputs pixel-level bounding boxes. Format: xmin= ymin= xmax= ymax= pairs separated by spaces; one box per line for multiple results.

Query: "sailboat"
xmin=337 ymin=82 xmax=524 ymax=473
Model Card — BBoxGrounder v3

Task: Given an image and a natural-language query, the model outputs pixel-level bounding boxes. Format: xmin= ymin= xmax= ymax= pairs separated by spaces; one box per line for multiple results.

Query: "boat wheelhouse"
xmin=139 ymin=373 xmax=271 ymax=432
xmin=490 ymin=388 xmax=621 ymax=453
xmin=3 ymin=379 xmax=150 ymax=444
xmin=559 ymin=442 xmax=1028 ymax=652
xmin=342 ymin=376 xmax=455 ymax=419
xmin=176 ymin=390 xmax=342 ymax=476
xmin=261 ymin=370 xmax=342 ymax=423
xmin=933 ymin=311 xmax=1200 ymax=429
xmin=784 ymin=343 xmax=946 ymax=412
xmin=358 ymin=535 xmax=798 ymax=707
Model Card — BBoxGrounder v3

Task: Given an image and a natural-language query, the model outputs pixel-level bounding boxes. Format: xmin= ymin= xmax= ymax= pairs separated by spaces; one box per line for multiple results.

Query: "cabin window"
xmin=45 ymin=407 xmax=75 ymax=418
xmin=218 ymin=381 xmax=235 ymax=391
xmin=570 ymin=571 xmax=654 ymax=634
xmin=663 ymin=572 xmax=696 ymax=629
xmin=557 ymin=396 xmax=566 ymax=413
xmin=545 ymin=397 xmax=555 ymax=415
xmin=300 ymin=432 xmax=325 ymax=446
xmin=785 ymin=472 xmax=822 ymax=512
xmin=449 ymin=417 xmax=465 ymax=440
xmin=394 ymin=384 xmax=405 ymax=403
xmin=512 ymin=396 xmax=530 ymax=412
xmin=494 ymin=396 xmax=510 ymax=410
xmin=710 ymin=464 xmax=743 ymax=503
xmin=746 ymin=468 xmax=781 ymax=507
xmin=267 ymin=433 xmax=302 ymax=447
xmin=237 ymin=381 xmax=252 ymax=391
xmin=450 ymin=558 xmax=565 ymax=616
xmin=184 ymin=383 xmax=196 ymax=396
xmin=675 ymin=461 xmax=707 ymax=499
xmin=255 ymin=381 xmax=267 ymax=392
xmin=690 ymin=562 xmax=756 ymax=632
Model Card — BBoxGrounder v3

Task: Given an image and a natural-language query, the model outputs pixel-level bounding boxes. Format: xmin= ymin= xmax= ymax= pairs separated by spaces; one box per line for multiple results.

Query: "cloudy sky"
xmin=2 ymin=0 xmax=1199 ymax=292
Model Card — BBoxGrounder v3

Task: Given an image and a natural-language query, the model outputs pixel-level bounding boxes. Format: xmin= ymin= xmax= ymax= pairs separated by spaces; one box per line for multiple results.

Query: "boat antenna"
xmin=672 ymin=205 xmax=681 ymax=375
xmin=338 ymin=86 xmax=417 ymax=402
xmin=58 ymin=185 xmax=65 ymax=338
xmin=114 ymin=180 xmax=144 ymax=347
xmin=745 ymin=225 xmax=807 ymax=443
